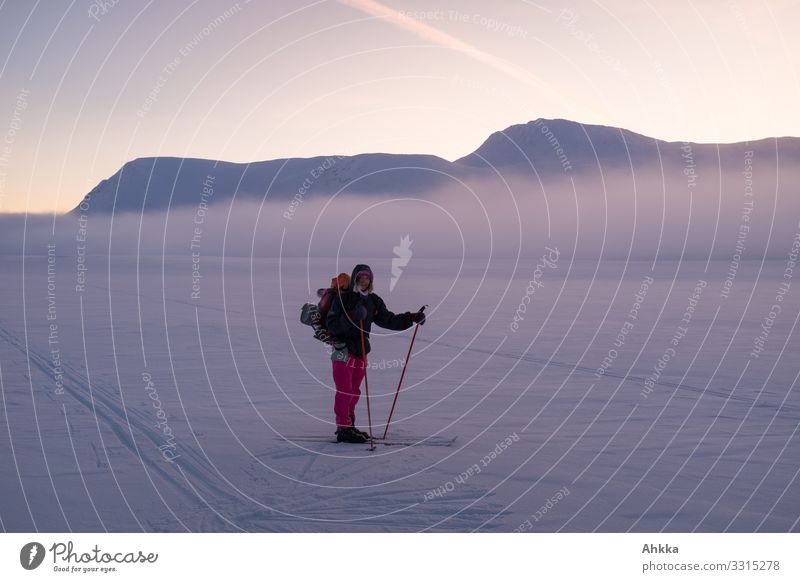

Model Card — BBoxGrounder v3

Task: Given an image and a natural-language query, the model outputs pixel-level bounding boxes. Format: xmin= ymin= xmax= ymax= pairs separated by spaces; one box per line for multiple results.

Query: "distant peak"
xmin=503 ymin=118 xmax=651 ymax=139
xmin=454 ymin=118 xmax=658 ymax=167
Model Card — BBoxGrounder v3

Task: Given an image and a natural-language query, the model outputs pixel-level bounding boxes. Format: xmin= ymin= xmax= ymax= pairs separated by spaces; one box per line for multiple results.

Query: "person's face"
xmin=357 ymin=274 xmax=370 ymax=290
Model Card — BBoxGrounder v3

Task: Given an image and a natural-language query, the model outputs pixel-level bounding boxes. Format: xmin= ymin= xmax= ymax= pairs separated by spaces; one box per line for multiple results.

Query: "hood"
xmin=350 ymin=263 xmax=373 ymax=293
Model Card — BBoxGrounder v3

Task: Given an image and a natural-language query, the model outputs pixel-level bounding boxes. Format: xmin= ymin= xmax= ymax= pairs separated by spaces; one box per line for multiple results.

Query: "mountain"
xmin=455 ymin=118 xmax=659 ymax=170
xmin=456 ymin=118 xmax=800 ymax=171
xmin=70 ymin=119 xmax=800 ymax=214
xmin=73 ymin=153 xmax=455 ymax=215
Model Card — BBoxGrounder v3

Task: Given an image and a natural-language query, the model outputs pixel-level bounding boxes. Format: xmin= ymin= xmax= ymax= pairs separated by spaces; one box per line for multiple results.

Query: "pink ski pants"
xmin=332 ymin=353 xmax=367 ymax=427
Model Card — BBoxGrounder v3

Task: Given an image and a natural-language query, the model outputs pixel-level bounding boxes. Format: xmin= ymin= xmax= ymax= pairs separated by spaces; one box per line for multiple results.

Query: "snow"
xmin=0 ymin=254 xmax=798 ymax=532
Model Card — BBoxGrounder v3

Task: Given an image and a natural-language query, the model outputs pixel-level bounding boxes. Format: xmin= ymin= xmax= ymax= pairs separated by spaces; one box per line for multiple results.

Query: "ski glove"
xmin=412 ymin=308 xmax=426 ymax=325
xmin=352 ymin=304 xmax=368 ymax=323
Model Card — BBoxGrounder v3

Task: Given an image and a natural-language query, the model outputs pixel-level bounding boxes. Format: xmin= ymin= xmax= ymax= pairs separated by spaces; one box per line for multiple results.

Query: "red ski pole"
xmin=359 ymin=319 xmax=375 ymax=450
xmin=382 ymin=306 xmax=425 ymax=439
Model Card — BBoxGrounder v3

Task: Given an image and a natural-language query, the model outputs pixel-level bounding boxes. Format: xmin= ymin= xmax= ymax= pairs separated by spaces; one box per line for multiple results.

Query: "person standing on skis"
xmin=325 ymin=263 xmax=426 ymax=443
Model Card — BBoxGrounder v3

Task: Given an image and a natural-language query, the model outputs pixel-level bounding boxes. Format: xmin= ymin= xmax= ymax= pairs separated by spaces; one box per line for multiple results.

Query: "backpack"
xmin=300 ymin=273 xmax=350 ymax=345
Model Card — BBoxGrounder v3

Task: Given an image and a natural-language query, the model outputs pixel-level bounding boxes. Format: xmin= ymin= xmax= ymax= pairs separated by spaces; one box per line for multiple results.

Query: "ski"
xmin=275 ymin=435 xmax=457 ymax=447
xmin=375 ymin=437 xmax=456 ymax=447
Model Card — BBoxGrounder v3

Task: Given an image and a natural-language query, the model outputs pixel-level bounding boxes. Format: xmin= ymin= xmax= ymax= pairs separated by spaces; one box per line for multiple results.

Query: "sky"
xmin=0 ymin=0 xmax=797 ymax=213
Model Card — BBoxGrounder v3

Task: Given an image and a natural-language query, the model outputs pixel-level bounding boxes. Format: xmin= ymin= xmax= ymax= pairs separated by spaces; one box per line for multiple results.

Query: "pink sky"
xmin=0 ymin=0 xmax=797 ymax=213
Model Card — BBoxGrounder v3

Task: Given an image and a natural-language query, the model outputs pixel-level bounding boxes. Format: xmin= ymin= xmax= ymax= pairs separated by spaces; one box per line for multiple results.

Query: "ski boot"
xmin=350 ymin=415 xmax=370 ymax=439
xmin=336 ymin=426 xmax=368 ymax=443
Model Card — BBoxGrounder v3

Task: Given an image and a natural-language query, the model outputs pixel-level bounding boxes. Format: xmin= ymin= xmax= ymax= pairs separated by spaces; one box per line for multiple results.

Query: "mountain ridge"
xmin=71 ymin=119 xmax=800 ymax=215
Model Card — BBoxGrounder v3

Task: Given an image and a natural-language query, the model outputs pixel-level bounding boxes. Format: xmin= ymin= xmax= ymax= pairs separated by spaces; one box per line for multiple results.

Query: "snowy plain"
xmin=1 ymin=251 xmax=798 ymax=532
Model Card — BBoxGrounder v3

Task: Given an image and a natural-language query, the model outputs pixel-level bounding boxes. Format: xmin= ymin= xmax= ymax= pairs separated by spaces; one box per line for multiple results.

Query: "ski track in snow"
xmin=1 ymin=321 xmax=510 ymax=531
xmin=0 ymin=324 xmax=244 ymax=526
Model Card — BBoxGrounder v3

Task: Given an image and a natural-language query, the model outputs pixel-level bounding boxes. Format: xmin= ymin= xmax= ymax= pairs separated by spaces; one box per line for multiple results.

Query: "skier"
xmin=325 ymin=263 xmax=426 ymax=443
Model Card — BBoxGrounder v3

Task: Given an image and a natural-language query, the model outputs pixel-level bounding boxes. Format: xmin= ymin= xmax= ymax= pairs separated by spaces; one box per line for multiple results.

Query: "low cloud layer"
xmin=3 ymin=165 xmax=799 ymax=261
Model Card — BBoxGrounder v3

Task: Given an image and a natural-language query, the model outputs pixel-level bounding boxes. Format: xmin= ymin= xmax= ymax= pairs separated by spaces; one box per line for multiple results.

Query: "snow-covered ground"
xmin=1 ymin=254 xmax=798 ymax=532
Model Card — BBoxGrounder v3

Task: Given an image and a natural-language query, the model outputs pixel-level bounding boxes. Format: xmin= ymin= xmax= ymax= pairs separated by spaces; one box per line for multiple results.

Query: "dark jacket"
xmin=325 ymin=263 xmax=414 ymax=359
